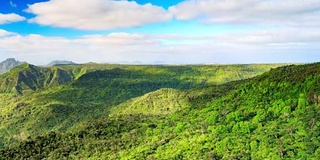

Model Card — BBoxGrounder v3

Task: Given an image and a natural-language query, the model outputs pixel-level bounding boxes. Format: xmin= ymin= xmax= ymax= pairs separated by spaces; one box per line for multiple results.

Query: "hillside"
xmin=1 ymin=63 xmax=318 ymax=159
xmin=0 ymin=58 xmax=23 ymax=74
xmin=2 ymin=63 xmax=315 ymax=159
xmin=0 ymin=64 xmax=281 ymax=138
xmin=0 ymin=64 xmax=77 ymax=94
xmin=110 ymin=88 xmax=189 ymax=116
xmin=0 ymin=63 xmax=283 ymax=95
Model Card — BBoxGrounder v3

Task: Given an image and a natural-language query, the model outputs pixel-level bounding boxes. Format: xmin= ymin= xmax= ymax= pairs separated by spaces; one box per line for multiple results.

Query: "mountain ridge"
xmin=0 ymin=63 xmax=77 ymax=94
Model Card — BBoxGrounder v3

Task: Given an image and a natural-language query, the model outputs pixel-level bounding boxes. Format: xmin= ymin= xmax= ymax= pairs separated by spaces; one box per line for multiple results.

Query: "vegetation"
xmin=1 ymin=62 xmax=319 ymax=159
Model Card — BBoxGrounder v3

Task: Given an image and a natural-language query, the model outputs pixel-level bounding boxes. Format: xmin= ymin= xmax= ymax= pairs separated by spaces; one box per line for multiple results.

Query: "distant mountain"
xmin=47 ymin=60 xmax=76 ymax=66
xmin=0 ymin=58 xmax=23 ymax=74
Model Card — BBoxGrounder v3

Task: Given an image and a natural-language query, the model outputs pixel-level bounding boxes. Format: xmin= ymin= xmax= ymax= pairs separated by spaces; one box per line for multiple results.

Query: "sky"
xmin=0 ymin=0 xmax=319 ymax=65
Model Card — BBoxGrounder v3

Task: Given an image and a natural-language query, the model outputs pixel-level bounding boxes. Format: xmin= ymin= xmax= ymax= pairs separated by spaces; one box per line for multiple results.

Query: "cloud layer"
xmin=24 ymin=0 xmax=320 ymax=30
xmin=26 ymin=0 xmax=172 ymax=30
xmin=0 ymin=13 xmax=25 ymax=24
xmin=169 ymin=0 xmax=320 ymax=27
xmin=0 ymin=0 xmax=319 ymax=64
xmin=0 ymin=29 xmax=319 ymax=64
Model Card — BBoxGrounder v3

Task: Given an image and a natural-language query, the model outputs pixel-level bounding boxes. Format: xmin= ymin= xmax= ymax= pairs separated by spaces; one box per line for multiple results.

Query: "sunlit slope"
xmin=110 ymin=88 xmax=189 ymax=116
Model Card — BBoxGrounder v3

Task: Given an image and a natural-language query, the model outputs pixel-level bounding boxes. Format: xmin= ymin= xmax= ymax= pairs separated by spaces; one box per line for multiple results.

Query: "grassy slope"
xmin=0 ymin=63 xmax=292 ymax=159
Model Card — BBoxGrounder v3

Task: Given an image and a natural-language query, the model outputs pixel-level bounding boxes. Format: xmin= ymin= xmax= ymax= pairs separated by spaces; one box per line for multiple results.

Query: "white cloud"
xmin=214 ymin=28 xmax=320 ymax=45
xmin=10 ymin=1 xmax=17 ymax=8
xmin=0 ymin=13 xmax=26 ymax=24
xmin=0 ymin=29 xmax=319 ymax=65
xmin=169 ymin=0 xmax=320 ymax=27
xmin=79 ymin=33 xmax=159 ymax=46
xmin=26 ymin=0 xmax=173 ymax=30
xmin=0 ymin=29 xmax=16 ymax=37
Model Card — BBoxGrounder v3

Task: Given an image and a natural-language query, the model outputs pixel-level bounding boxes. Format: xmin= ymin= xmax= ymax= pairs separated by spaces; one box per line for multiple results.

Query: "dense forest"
xmin=0 ymin=62 xmax=319 ymax=159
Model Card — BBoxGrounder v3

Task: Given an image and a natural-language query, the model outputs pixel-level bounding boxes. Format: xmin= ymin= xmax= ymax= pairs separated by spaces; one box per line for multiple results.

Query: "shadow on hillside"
xmin=36 ymin=68 xmax=205 ymax=104
xmin=27 ymin=68 xmax=206 ymax=131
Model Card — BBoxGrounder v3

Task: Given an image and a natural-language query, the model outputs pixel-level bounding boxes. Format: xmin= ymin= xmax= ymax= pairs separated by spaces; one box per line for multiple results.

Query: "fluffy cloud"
xmin=0 ymin=29 xmax=319 ymax=65
xmin=0 ymin=29 xmax=17 ymax=37
xmin=78 ymin=33 xmax=159 ymax=46
xmin=0 ymin=13 xmax=26 ymax=24
xmin=26 ymin=0 xmax=172 ymax=30
xmin=169 ymin=0 xmax=320 ymax=27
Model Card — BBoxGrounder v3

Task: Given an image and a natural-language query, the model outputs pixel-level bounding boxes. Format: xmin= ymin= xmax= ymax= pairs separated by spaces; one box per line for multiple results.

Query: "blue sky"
xmin=0 ymin=0 xmax=319 ymax=64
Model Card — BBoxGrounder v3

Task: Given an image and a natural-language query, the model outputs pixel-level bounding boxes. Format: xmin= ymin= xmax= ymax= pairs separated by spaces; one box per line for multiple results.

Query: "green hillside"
xmin=0 ymin=63 xmax=120 ymax=95
xmin=0 ymin=64 xmax=76 ymax=94
xmin=0 ymin=63 xmax=282 ymax=95
xmin=2 ymin=63 xmax=316 ymax=159
xmin=110 ymin=88 xmax=189 ymax=116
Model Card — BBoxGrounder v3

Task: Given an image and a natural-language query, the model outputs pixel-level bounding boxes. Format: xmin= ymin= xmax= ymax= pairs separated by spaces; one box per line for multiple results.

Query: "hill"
xmin=0 ymin=63 xmax=77 ymax=94
xmin=0 ymin=63 xmax=283 ymax=95
xmin=0 ymin=58 xmax=23 ymax=74
xmin=1 ymin=63 xmax=307 ymax=159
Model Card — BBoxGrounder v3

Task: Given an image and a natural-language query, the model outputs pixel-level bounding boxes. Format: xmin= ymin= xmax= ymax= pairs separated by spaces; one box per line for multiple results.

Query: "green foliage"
xmin=1 ymin=62 xmax=320 ymax=159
